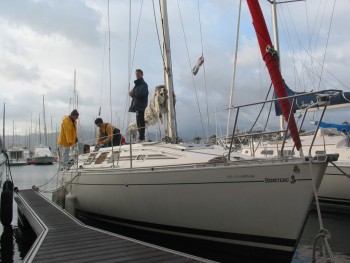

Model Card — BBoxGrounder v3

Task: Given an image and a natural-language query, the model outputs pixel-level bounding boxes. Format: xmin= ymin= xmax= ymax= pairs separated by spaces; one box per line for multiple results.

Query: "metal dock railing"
xmin=15 ymin=189 xmax=212 ymax=263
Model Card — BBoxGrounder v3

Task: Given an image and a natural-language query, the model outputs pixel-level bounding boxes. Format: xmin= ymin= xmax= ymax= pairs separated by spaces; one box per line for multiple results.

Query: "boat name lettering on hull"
xmin=227 ymin=174 xmax=255 ymax=179
xmin=265 ymin=178 xmax=289 ymax=183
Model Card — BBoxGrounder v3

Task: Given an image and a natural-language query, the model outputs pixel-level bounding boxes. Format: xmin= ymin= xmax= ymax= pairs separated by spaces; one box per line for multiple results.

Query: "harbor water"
xmin=1 ymin=165 xmax=349 ymax=262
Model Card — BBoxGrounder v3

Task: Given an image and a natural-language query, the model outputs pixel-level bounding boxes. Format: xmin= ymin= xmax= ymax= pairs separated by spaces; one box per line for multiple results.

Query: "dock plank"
xmin=15 ymin=189 xmax=212 ymax=263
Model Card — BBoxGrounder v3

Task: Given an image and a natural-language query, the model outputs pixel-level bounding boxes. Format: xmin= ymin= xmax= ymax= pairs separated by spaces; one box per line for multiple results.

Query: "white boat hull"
xmin=318 ymin=163 xmax=350 ymax=206
xmin=0 ymin=153 xmax=6 ymax=186
xmin=60 ymin=157 xmax=327 ymax=261
xmin=8 ymin=159 xmax=27 ymax=166
xmin=239 ymin=135 xmax=350 ymax=208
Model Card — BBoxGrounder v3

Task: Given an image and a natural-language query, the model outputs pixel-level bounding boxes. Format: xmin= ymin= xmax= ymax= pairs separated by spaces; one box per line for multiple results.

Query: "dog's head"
xmin=155 ymin=85 xmax=166 ymax=105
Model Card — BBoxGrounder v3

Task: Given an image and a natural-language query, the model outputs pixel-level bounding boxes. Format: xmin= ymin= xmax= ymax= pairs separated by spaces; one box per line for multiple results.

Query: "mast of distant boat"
xmin=43 ymin=95 xmax=48 ymax=146
xmin=160 ymin=0 xmax=178 ymax=143
xmin=73 ymin=70 xmax=77 ymax=110
xmin=38 ymin=114 xmax=41 ymax=145
xmin=12 ymin=120 xmax=14 ymax=146
xmin=29 ymin=113 xmax=32 ymax=152
xmin=226 ymin=0 xmax=242 ymax=139
xmin=2 ymin=103 xmax=5 ymax=149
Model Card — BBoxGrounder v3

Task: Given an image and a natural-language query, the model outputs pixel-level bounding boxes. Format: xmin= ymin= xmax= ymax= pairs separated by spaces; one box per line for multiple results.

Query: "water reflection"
xmin=1 ymin=225 xmax=14 ymax=263
xmin=14 ymin=221 xmax=36 ymax=261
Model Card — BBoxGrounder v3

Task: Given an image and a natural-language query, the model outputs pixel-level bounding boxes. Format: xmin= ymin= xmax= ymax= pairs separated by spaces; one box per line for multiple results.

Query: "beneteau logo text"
xmin=265 ymin=176 xmax=297 ymax=184
xmin=265 ymin=177 xmax=289 ymax=183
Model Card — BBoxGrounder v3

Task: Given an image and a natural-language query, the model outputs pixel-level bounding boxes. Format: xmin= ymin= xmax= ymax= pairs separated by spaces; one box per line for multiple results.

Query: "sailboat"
xmin=32 ymin=95 xmax=55 ymax=165
xmin=0 ymin=147 xmax=5 ymax=187
xmin=8 ymin=120 xmax=27 ymax=166
xmin=54 ymin=1 xmax=336 ymax=261
xmin=1 ymin=103 xmax=7 ymax=186
xmin=234 ymin=0 xmax=350 ymax=209
xmin=238 ymin=86 xmax=350 ymax=208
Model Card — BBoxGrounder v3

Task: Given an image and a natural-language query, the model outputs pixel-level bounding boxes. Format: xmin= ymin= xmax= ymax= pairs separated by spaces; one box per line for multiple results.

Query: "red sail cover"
xmin=246 ymin=0 xmax=302 ymax=150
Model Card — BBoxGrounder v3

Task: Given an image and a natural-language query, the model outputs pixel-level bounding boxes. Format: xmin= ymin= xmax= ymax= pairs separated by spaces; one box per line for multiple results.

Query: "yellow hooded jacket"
xmin=57 ymin=115 xmax=77 ymax=147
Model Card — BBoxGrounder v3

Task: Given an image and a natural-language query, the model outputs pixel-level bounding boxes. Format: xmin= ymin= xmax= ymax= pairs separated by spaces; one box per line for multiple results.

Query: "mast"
xmin=43 ymin=95 xmax=48 ymax=145
xmin=38 ymin=113 xmax=41 ymax=145
xmin=29 ymin=114 xmax=32 ymax=151
xmin=270 ymin=0 xmax=284 ymax=130
xmin=73 ymin=69 xmax=77 ymax=110
xmin=246 ymin=0 xmax=302 ymax=151
xmin=51 ymin=116 xmax=53 ymax=150
xmin=226 ymin=0 xmax=243 ymax=139
xmin=271 ymin=1 xmax=280 ymax=63
xmin=2 ymin=103 xmax=5 ymax=149
xmin=160 ymin=0 xmax=177 ymax=143
xmin=269 ymin=0 xmax=304 ymax=129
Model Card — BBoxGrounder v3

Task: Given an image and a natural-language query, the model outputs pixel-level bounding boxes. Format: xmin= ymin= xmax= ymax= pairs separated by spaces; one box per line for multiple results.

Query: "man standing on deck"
xmin=57 ymin=109 xmax=79 ymax=169
xmin=128 ymin=69 xmax=149 ymax=143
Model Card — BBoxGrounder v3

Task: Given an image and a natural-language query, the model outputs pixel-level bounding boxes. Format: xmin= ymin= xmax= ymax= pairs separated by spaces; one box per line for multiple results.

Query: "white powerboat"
xmin=32 ymin=145 xmax=55 ymax=165
xmin=8 ymin=146 xmax=27 ymax=166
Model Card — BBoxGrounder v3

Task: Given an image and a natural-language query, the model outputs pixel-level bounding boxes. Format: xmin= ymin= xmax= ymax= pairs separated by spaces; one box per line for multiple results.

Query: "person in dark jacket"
xmin=128 ymin=69 xmax=149 ymax=142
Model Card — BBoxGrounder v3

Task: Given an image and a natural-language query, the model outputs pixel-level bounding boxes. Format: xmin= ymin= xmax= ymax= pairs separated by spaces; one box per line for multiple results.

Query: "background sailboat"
xmin=32 ymin=95 xmax=55 ymax=165
xmin=8 ymin=119 xmax=27 ymax=166
xmin=1 ymin=103 xmax=8 ymax=186
xmin=233 ymin=1 xmax=350 ymax=209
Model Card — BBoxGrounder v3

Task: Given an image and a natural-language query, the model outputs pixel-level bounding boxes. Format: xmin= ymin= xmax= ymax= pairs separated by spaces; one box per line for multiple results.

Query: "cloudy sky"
xmin=1 ymin=0 xmax=349 ymax=146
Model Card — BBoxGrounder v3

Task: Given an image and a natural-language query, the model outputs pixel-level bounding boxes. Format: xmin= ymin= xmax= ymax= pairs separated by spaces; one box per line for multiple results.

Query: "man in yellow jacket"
xmin=58 ymin=109 xmax=79 ymax=169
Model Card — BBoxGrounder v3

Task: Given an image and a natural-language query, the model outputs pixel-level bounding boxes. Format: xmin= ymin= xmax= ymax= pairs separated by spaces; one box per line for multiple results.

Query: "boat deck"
xmin=15 ymin=189 xmax=210 ymax=263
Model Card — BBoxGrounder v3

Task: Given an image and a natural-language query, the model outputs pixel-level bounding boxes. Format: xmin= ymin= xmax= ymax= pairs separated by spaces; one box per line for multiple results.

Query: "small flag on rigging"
xmin=192 ymin=55 xmax=204 ymax=76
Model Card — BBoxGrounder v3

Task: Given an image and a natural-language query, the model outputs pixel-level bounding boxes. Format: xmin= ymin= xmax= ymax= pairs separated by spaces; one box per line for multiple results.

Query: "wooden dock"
xmin=15 ymin=189 xmax=212 ymax=263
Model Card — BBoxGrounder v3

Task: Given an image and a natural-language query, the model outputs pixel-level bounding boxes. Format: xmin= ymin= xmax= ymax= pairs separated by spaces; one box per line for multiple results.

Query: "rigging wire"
xmin=317 ymin=0 xmax=337 ymax=91
xmin=152 ymin=0 xmax=173 ymax=138
xmin=196 ymin=0 xmax=210 ymax=139
xmin=278 ymin=1 xmax=348 ymax=93
xmin=125 ymin=0 xmax=144 ymax=142
xmin=123 ymin=0 xmax=143 ymax=145
xmin=107 ymin=0 xmax=115 ymax=163
xmin=152 ymin=0 xmax=166 ymax=70
xmin=304 ymin=0 xmax=323 ymax=88
xmin=127 ymin=0 xmax=132 ymax=126
xmin=176 ymin=0 xmax=206 ymax=139
xmin=279 ymin=6 xmax=304 ymax=92
xmin=130 ymin=0 xmax=144 ymax=76
xmin=227 ymin=0 xmax=243 ymax=138
xmin=308 ymin=0 xmax=329 ymax=91
xmin=98 ymin=12 xmax=109 ymax=116
xmin=280 ymin=4 xmax=318 ymax=93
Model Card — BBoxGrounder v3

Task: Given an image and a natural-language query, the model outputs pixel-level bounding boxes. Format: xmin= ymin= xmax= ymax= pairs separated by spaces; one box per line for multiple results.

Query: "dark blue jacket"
xmin=129 ymin=78 xmax=149 ymax=112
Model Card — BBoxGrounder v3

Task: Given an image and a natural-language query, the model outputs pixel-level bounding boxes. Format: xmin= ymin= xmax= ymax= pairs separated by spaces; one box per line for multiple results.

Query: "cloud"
xmin=0 ymin=0 xmax=349 ymax=144
xmin=0 ymin=61 xmax=40 ymax=81
xmin=0 ymin=0 xmax=102 ymax=45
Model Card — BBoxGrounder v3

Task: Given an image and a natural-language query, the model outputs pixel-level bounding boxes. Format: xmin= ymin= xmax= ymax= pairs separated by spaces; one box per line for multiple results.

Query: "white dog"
xmin=126 ymin=85 xmax=175 ymax=135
